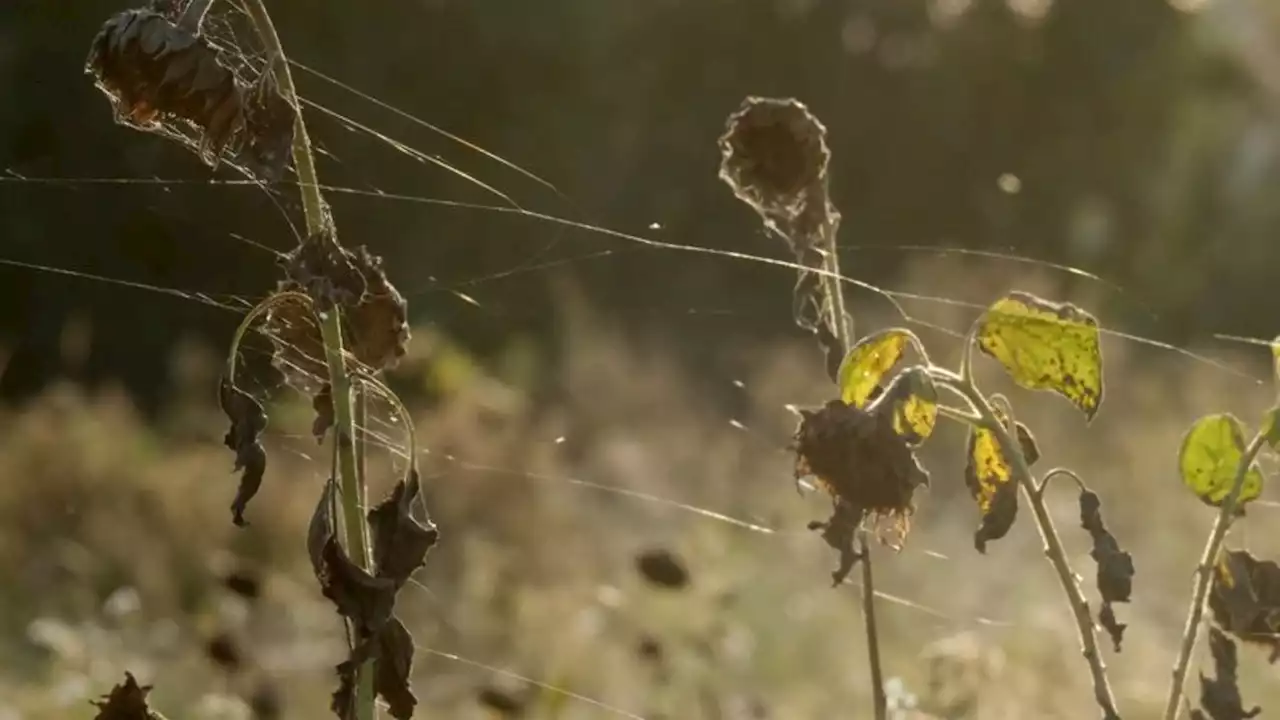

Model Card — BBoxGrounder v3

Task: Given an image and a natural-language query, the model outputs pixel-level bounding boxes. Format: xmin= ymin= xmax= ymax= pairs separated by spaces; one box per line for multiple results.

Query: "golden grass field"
xmin=2 ymin=258 xmax=1278 ymax=719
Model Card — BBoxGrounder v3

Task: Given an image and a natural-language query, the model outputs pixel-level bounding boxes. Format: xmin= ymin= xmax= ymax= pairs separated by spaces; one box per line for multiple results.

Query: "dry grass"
xmin=2 ymin=259 xmax=1278 ymax=719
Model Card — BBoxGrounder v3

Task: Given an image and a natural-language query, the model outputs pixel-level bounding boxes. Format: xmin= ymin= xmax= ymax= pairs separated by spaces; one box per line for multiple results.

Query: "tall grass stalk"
xmin=241 ymin=1 xmax=378 ymax=718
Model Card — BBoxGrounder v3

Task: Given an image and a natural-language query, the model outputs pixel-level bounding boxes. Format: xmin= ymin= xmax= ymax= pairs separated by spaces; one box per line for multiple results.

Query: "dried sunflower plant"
xmin=84 ymin=1 xmax=437 ymax=720
xmin=1161 ymin=342 xmax=1280 ymax=720
xmin=718 ymin=96 xmax=1134 ymax=720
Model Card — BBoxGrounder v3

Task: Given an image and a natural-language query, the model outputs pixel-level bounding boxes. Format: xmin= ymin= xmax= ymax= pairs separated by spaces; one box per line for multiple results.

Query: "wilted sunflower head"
xmin=718 ymin=96 xmax=831 ymax=234
xmin=792 ymin=397 xmax=929 ymax=541
xmin=86 ymin=9 xmax=244 ymax=164
xmin=266 ymin=230 xmax=410 ymax=388
xmin=84 ymin=6 xmax=295 ymax=181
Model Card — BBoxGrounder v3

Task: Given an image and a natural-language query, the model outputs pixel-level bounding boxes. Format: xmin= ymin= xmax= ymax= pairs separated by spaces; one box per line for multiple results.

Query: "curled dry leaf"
xmin=368 ymin=466 xmax=440 ymax=589
xmin=807 ymin=499 xmax=864 ymax=586
xmin=310 ymin=467 xmax=438 ymax=720
xmin=312 ymin=383 xmax=335 ymax=443
xmin=219 ymin=377 xmax=267 ymax=527
xmin=964 ymin=406 xmax=1018 ymax=553
xmin=1179 ymin=414 xmax=1264 ymax=512
xmin=1192 ymin=627 xmax=1261 ymax=720
xmin=91 ymin=672 xmax=163 ymax=720
xmin=1079 ymin=489 xmax=1134 ymax=652
xmin=974 ymin=291 xmax=1104 ymax=420
xmin=84 ymin=8 xmax=294 ymax=181
xmin=876 ymin=365 xmax=938 ymax=446
xmin=1208 ymin=549 xmax=1280 ymax=663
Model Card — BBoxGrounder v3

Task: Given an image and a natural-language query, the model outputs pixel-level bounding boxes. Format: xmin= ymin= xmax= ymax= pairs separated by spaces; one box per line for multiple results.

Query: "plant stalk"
xmin=1161 ymin=432 xmax=1266 ymax=720
xmin=241 ymin=2 xmax=376 ymax=718
xmin=816 ymin=220 xmax=887 ymax=720
xmin=933 ymin=367 xmax=1120 ymax=719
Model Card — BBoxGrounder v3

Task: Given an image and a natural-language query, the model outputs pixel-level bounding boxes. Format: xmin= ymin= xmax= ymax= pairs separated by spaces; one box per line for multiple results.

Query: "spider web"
xmin=5 ymin=2 xmax=1280 ymax=715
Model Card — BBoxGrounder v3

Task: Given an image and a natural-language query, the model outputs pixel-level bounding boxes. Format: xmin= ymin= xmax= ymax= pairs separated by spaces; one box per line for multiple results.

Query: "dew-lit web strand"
xmin=0 ymin=173 xmax=1262 ymax=385
xmin=0 ymin=242 xmax=1038 ymax=630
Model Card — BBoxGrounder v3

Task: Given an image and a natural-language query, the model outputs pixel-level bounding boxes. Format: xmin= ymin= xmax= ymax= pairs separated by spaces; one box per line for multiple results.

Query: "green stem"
xmin=931 ymin=367 xmax=1120 ymax=719
xmin=240 ymin=2 xmax=376 ymax=718
xmin=240 ymin=0 xmax=325 ymax=232
xmin=1162 ymin=432 xmax=1266 ymax=720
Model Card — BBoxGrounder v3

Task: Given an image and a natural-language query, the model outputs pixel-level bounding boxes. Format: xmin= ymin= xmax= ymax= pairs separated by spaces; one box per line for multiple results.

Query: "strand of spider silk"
xmin=238 ymin=1 xmax=376 ymax=718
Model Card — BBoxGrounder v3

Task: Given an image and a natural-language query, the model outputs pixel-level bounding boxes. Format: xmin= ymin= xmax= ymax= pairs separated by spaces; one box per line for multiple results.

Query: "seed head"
xmin=793 ymin=398 xmax=928 ymax=541
xmin=267 ymin=230 xmax=410 ymax=387
xmin=718 ymin=96 xmax=832 ymax=238
xmin=85 ymin=7 xmax=295 ymax=181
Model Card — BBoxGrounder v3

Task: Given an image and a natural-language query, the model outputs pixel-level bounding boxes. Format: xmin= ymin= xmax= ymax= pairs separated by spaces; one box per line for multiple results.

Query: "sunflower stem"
xmin=816 ymin=213 xmax=887 ymax=720
xmin=931 ymin=367 xmax=1119 ymax=719
xmin=241 ymin=2 xmax=376 ymax=718
xmin=1161 ymin=431 xmax=1266 ymax=720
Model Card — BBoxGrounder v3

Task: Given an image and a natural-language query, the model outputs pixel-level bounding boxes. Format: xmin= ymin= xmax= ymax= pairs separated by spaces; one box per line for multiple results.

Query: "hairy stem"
xmin=1162 ymin=432 xmax=1266 ymax=720
xmin=933 ymin=367 xmax=1119 ymax=719
xmin=241 ymin=2 xmax=376 ymax=718
xmin=816 ymin=218 xmax=887 ymax=720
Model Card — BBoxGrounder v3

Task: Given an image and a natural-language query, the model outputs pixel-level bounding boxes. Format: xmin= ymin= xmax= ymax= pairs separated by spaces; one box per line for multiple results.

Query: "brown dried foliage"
xmin=84 ymin=7 xmax=295 ymax=181
xmin=1209 ymin=549 xmax=1280 ymax=663
xmin=793 ymin=398 xmax=928 ymax=584
xmin=309 ymin=467 xmax=438 ymax=719
xmin=91 ymin=673 xmax=163 ymax=720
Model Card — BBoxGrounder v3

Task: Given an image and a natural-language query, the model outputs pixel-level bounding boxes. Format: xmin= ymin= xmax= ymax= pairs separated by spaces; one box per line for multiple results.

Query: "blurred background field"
xmin=4 ymin=0 xmax=1280 ymax=718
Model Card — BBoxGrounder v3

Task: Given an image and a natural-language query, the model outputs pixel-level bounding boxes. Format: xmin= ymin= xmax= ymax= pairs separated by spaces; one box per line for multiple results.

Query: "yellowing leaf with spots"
xmin=964 ymin=405 xmax=1024 ymax=553
xmin=975 ymin=292 xmax=1103 ymax=421
xmin=1179 ymin=413 xmax=1264 ymax=509
xmin=837 ymin=329 xmax=912 ymax=408
xmin=871 ymin=366 xmax=938 ymax=446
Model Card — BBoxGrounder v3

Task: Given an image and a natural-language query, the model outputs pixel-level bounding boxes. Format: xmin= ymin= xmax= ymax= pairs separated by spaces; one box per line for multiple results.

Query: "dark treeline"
xmin=2 ymin=0 xmax=1278 ymax=411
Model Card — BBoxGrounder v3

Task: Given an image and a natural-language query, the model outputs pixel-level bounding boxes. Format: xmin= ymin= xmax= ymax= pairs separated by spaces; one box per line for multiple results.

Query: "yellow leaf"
xmin=1179 ymin=413 xmax=1264 ymax=509
xmin=871 ymin=366 xmax=938 ymax=445
xmin=964 ymin=405 xmax=1035 ymax=552
xmin=975 ymin=292 xmax=1103 ymax=420
xmin=837 ymin=329 xmax=912 ymax=408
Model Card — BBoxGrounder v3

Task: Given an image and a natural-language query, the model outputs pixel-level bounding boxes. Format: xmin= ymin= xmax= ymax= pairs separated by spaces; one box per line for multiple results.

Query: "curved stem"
xmin=241 ymin=3 xmax=375 ymax=718
xmin=1036 ymin=467 xmax=1088 ymax=500
xmin=931 ymin=367 xmax=1120 ymax=719
xmin=224 ymin=290 xmax=311 ymax=381
xmin=1162 ymin=432 xmax=1266 ymax=720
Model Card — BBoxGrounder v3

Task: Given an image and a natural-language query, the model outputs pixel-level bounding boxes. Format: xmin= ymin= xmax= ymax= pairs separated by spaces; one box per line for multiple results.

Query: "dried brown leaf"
xmin=219 ymin=377 xmax=267 ymax=527
xmin=807 ymin=499 xmax=864 ymax=586
xmin=1209 ymin=549 xmax=1280 ymax=662
xmin=91 ymin=672 xmax=163 ymax=720
xmin=368 ymin=466 xmax=439 ymax=588
xmin=1193 ymin=627 xmax=1261 ymax=720
xmin=1080 ymin=489 xmax=1134 ymax=651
